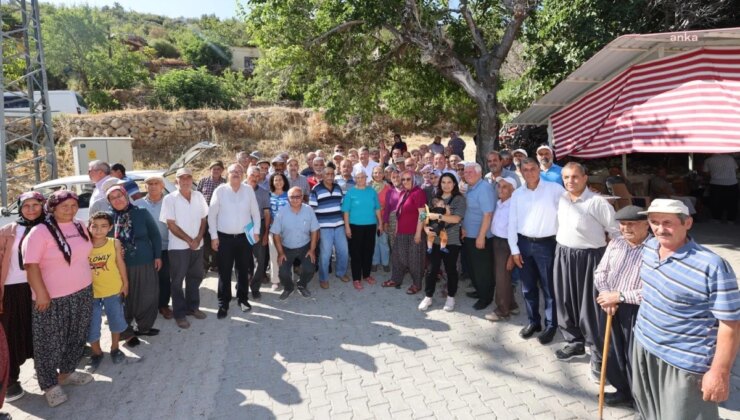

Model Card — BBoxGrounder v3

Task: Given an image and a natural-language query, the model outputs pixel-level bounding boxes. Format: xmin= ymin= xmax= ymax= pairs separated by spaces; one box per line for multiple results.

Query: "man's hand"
xmin=512 ymin=254 xmax=523 ymax=269
xmin=261 ymin=234 xmax=269 ymax=246
xmin=254 ymin=234 xmax=260 ymax=245
xmin=35 ymin=290 xmax=51 ymax=312
xmin=154 ymin=258 xmax=162 ymax=271
xmin=306 ymin=249 xmax=316 ymax=264
xmin=121 ymin=283 xmax=129 ymax=298
xmin=345 ymin=226 xmax=352 ymax=239
xmin=506 ymin=255 xmax=515 ymax=271
xmin=475 ymin=236 xmax=485 ymax=250
xmin=702 ymin=368 xmax=730 ymax=402
xmin=189 ymin=237 xmax=200 ymax=250
xmin=596 ymin=291 xmax=621 ymax=306
xmin=211 ymin=239 xmax=219 ymax=252
xmin=277 ymin=252 xmax=287 ymax=265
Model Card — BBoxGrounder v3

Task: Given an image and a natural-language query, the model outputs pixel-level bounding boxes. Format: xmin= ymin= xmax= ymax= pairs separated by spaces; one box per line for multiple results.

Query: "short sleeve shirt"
xmin=270 ymin=204 xmax=320 ymax=249
xmin=160 ymin=190 xmax=208 ymax=251
xmin=463 ymin=179 xmax=495 ymax=238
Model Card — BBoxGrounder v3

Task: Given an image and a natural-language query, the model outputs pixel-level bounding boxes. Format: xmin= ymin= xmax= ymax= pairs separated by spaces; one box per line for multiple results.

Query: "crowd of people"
xmin=0 ymin=131 xmax=738 ymax=420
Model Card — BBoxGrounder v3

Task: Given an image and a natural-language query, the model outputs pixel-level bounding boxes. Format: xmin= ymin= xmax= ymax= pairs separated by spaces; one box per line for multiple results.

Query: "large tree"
xmin=245 ymin=0 xmax=538 ymax=163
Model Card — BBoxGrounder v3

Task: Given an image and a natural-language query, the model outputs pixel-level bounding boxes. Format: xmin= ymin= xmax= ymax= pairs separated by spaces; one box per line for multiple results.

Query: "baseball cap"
xmin=615 ymin=205 xmax=647 ymax=221
xmin=249 ymin=151 xmax=261 ymax=159
xmin=144 ymin=174 xmax=165 ymax=184
xmin=639 ymin=199 xmax=689 ymax=216
xmin=495 ymin=176 xmax=517 ymax=187
xmin=271 ymin=156 xmax=285 ymax=164
xmin=175 ymin=168 xmax=192 ymax=178
xmin=512 ymin=148 xmax=528 ymax=157
xmin=536 ymin=145 xmax=554 ymax=154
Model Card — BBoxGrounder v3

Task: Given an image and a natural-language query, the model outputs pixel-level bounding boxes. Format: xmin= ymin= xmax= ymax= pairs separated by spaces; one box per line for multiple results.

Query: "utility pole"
xmin=0 ymin=0 xmax=56 ymax=208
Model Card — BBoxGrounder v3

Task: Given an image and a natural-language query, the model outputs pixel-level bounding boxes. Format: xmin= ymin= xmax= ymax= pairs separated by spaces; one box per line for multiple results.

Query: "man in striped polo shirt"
xmin=633 ymin=199 xmax=740 ymax=420
xmin=309 ymin=164 xmax=350 ymax=289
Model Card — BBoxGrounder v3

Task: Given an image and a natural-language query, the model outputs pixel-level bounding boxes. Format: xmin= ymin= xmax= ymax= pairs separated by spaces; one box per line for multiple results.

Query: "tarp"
xmin=550 ymin=47 xmax=740 ymax=159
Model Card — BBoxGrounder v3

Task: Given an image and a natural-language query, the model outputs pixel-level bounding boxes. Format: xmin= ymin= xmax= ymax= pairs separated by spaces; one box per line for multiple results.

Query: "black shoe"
xmin=465 ymin=291 xmax=479 ymax=299
xmin=217 ymin=307 xmax=228 ymax=319
xmin=279 ymin=289 xmax=294 ymax=300
xmin=135 ymin=328 xmax=160 ymax=337
xmin=519 ymin=324 xmax=542 ymax=339
xmin=125 ymin=336 xmax=141 ymax=347
xmin=537 ymin=327 xmax=557 ymax=344
xmin=239 ymin=301 xmax=252 ymax=312
xmin=252 ymin=290 xmax=262 ymax=301
xmin=472 ymin=300 xmax=491 ymax=310
xmin=297 ymin=286 xmax=311 ymax=298
xmin=85 ymin=353 xmax=104 ymax=373
xmin=555 ymin=343 xmax=586 ymax=361
xmin=5 ymin=381 xmax=25 ymax=402
xmin=604 ymin=391 xmax=634 ymax=408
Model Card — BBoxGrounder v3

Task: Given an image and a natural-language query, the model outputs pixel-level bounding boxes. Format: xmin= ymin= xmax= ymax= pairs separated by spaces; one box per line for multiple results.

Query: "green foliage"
xmin=151 ymin=67 xmax=236 ymax=110
xmin=179 ymin=34 xmax=233 ymax=73
xmin=220 ymin=69 xmax=254 ymax=106
xmin=151 ymin=39 xmax=180 ymax=58
xmin=84 ymin=90 xmax=121 ymax=113
xmin=87 ymin=44 xmax=150 ymax=90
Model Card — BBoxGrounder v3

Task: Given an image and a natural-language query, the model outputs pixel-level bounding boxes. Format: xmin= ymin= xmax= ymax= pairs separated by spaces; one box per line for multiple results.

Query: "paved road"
xmin=5 ymin=223 xmax=740 ymax=419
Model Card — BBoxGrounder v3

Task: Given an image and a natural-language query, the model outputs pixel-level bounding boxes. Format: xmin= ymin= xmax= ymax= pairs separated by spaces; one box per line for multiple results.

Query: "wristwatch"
xmin=618 ymin=292 xmax=625 ymax=303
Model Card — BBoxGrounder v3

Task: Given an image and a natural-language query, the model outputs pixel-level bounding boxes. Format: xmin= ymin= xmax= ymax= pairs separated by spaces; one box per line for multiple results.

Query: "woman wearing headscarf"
xmin=0 ymin=192 xmax=45 ymax=402
xmin=22 ymin=190 xmax=94 ymax=407
xmin=382 ymin=170 xmax=427 ymax=294
xmin=106 ymin=185 xmax=162 ymax=340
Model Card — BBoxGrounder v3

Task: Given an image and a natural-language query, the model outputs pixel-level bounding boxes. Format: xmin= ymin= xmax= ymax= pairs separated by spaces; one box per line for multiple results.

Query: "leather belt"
xmin=518 ymin=234 xmax=555 ymax=242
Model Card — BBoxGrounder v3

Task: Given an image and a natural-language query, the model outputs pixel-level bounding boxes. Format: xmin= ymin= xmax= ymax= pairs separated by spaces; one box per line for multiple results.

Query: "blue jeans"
xmin=518 ymin=236 xmax=557 ymax=329
xmin=372 ymin=231 xmax=390 ymax=265
xmin=319 ymin=226 xmax=349 ymax=281
xmin=88 ymin=294 xmax=127 ymax=343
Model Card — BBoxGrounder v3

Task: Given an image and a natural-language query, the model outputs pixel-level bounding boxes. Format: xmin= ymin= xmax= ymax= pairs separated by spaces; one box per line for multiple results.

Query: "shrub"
xmin=84 ymin=90 xmax=121 ymax=113
xmin=180 ymin=36 xmax=232 ymax=74
xmin=151 ymin=67 xmax=236 ymax=110
xmin=151 ymin=40 xmax=180 ymax=59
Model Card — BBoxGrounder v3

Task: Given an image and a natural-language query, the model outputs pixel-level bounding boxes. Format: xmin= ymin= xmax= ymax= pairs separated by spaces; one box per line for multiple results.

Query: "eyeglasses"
xmin=401 ymin=178 xmax=412 ymax=181
xmin=289 ymin=195 xmax=303 ymax=199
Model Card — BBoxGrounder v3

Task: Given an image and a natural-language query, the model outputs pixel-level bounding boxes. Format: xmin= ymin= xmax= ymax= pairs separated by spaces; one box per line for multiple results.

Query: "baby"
xmin=424 ymin=198 xmax=448 ymax=254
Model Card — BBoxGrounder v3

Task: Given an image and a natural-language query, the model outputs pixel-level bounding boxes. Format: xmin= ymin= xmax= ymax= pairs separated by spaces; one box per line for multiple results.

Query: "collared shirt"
xmin=90 ymin=175 xmax=112 ymax=206
xmin=703 ymin=154 xmax=738 ymax=186
xmin=556 ymin=189 xmax=619 ymax=249
xmin=462 ymin=179 xmax=495 ymax=239
xmin=159 ymin=190 xmax=208 ymax=251
xmin=353 ymin=160 xmax=379 ymax=178
xmin=485 ymin=168 xmax=522 ymax=200
xmin=507 ymin=179 xmax=565 ymax=255
xmin=334 ymin=176 xmax=356 ymax=193
xmin=341 ymin=186 xmax=380 ymax=226
xmin=270 ymin=204 xmax=320 ymax=249
xmin=490 ymin=198 xmax=511 ymax=239
xmin=208 ymin=183 xmax=261 ymax=237
xmin=634 ymin=237 xmax=740 ymax=374
xmin=196 ymin=176 xmax=225 ymax=205
xmin=593 ymin=235 xmax=651 ymax=305
xmin=429 ymin=142 xmax=445 ymax=155
xmin=309 ymin=182 xmax=345 ymax=228
xmin=242 ymin=182 xmax=271 ymax=234
xmin=540 ymin=164 xmax=563 ymax=186
xmin=134 ymin=195 xmax=169 ymax=249
xmin=288 ymin=173 xmax=311 ymax=197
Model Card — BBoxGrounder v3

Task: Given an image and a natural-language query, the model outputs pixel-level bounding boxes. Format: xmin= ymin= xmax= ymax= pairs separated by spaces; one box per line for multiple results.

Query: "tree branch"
xmin=306 ymin=20 xmax=365 ymax=47
xmin=460 ymin=0 xmax=487 ymax=54
xmin=490 ymin=0 xmax=534 ymax=75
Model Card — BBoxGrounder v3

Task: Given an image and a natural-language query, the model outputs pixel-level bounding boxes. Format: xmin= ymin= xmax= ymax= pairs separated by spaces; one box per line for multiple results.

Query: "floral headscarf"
xmin=16 ymin=191 xmax=46 ymax=269
xmin=42 ymin=190 xmax=89 ymax=265
xmin=106 ymin=185 xmax=136 ymax=253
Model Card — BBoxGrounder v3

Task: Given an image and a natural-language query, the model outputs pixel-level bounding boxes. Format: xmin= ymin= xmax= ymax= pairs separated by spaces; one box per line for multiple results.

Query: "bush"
xmin=180 ymin=36 xmax=232 ymax=74
xmin=84 ymin=90 xmax=121 ymax=113
xmin=151 ymin=67 xmax=236 ymax=110
xmin=151 ymin=40 xmax=180 ymax=59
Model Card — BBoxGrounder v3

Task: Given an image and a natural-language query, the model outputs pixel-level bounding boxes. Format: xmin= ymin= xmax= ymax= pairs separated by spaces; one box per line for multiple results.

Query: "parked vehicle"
xmin=3 ymin=90 xmax=88 ymax=117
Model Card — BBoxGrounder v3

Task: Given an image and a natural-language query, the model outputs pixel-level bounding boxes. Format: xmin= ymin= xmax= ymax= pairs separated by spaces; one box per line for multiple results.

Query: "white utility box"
xmin=70 ymin=137 xmax=134 ymax=176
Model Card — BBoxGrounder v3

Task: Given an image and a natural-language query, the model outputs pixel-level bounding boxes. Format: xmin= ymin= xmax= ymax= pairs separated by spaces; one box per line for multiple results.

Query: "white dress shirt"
xmin=491 ymin=198 xmax=511 ymax=239
xmin=208 ymin=183 xmax=261 ymax=237
xmin=90 ymin=175 xmax=112 ymax=206
xmin=555 ymin=189 xmax=619 ymax=249
xmin=507 ymin=179 xmax=565 ymax=255
xmin=160 ymin=190 xmax=208 ymax=250
xmin=353 ymin=160 xmax=379 ymax=178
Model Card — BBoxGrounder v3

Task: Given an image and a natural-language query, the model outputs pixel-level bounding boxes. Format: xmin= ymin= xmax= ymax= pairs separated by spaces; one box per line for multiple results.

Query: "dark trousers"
xmin=606 ymin=303 xmax=638 ymax=396
xmin=278 ymin=243 xmax=315 ymax=290
xmin=463 ymin=237 xmax=494 ymax=304
xmin=158 ymin=250 xmax=171 ymax=308
xmin=249 ymin=238 xmax=268 ymax=292
xmin=348 ymin=224 xmax=376 ymax=281
xmin=709 ymin=183 xmax=738 ymax=222
xmin=169 ymin=248 xmax=204 ymax=319
xmin=203 ymin=224 xmax=219 ymax=270
xmin=518 ymin=235 xmax=557 ymax=328
xmin=492 ymin=236 xmax=517 ymax=316
xmin=216 ymin=232 xmax=252 ymax=308
xmin=425 ymin=244 xmax=460 ymax=298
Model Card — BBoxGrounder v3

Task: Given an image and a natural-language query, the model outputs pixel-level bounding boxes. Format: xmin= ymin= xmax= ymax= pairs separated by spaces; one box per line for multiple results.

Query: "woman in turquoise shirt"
xmin=342 ymin=169 xmax=382 ymax=290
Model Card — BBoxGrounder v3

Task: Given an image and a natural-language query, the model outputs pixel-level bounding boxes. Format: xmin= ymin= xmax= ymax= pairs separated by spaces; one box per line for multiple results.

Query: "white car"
xmin=0 ymin=141 xmax=217 ymax=226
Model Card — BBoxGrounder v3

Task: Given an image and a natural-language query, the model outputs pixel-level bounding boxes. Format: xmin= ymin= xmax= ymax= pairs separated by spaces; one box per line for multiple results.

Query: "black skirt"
xmin=0 ymin=282 xmax=34 ymax=382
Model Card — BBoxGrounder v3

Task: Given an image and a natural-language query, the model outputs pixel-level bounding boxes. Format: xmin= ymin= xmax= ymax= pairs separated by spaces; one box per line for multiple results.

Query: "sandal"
xmin=353 ymin=280 xmax=364 ymax=290
xmin=44 ymin=385 xmax=68 ymax=407
xmin=365 ymin=276 xmax=376 ymax=285
xmin=381 ymin=280 xmax=400 ymax=288
xmin=59 ymin=371 xmax=93 ymax=386
xmin=406 ymin=285 xmax=421 ymax=295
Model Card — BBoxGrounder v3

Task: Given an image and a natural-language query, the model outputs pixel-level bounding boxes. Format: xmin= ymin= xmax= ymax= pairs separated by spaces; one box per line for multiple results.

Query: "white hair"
xmin=464 ymin=162 xmax=482 ymax=174
xmin=247 ymin=166 xmax=261 ymax=176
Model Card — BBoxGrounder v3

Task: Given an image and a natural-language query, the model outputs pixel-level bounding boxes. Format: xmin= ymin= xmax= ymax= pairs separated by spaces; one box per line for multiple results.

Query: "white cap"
xmin=175 ymin=168 xmax=192 ymax=178
xmin=512 ymin=148 xmax=528 ymax=157
xmin=495 ymin=176 xmax=518 ymax=187
xmin=639 ymin=199 xmax=690 ymax=216
xmin=536 ymin=145 xmax=554 ymax=153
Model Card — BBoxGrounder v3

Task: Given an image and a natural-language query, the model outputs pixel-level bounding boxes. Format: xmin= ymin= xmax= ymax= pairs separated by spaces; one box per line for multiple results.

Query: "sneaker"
xmin=85 ymin=353 xmax=104 ymax=373
xmin=353 ymin=280 xmax=364 ymax=290
xmin=297 ymin=286 xmax=311 ymax=298
xmin=239 ymin=301 xmax=252 ymax=312
xmin=440 ymin=247 xmax=449 ymax=254
xmin=110 ymin=349 xmax=125 ymax=364
xmin=176 ymin=317 xmax=191 ymax=329
xmin=44 ymin=385 xmax=68 ymax=407
xmin=279 ymin=289 xmax=293 ymax=300
xmin=443 ymin=297 xmax=455 ymax=312
xmin=186 ymin=309 xmax=207 ymax=320
xmin=5 ymin=382 xmax=25 ymax=402
xmin=271 ymin=283 xmax=282 ymax=291
xmin=418 ymin=296 xmax=433 ymax=311
xmin=555 ymin=343 xmax=587 ymax=361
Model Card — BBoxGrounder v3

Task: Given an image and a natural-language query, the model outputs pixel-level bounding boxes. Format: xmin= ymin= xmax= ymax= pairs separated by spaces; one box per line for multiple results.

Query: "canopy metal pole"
xmin=688 ymin=153 xmax=694 ymax=171
xmin=622 ymin=154 xmax=628 ymax=176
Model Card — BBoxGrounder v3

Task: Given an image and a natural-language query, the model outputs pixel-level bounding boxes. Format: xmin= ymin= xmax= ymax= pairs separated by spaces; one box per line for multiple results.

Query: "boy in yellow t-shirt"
xmin=85 ymin=212 xmax=129 ymax=372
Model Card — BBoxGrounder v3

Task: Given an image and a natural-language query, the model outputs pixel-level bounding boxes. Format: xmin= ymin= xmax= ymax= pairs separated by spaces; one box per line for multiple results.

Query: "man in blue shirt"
xmin=462 ymin=162 xmax=495 ymax=310
xmin=632 ymin=199 xmax=740 ymax=420
xmin=536 ymin=145 xmax=563 ymax=186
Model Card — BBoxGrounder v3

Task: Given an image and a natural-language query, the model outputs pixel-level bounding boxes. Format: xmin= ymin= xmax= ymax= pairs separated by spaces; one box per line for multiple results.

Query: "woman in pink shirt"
xmin=22 ymin=190 xmax=94 ymax=407
xmin=382 ymin=170 xmax=426 ymax=294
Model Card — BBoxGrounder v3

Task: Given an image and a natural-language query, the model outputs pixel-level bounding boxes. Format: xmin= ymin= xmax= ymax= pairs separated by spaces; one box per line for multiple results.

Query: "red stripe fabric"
xmin=550 ymin=48 xmax=740 ymax=158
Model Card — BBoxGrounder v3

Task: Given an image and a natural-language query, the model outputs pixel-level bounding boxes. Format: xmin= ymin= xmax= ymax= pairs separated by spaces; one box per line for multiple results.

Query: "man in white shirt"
xmin=508 ymin=158 xmax=565 ymax=343
xmin=160 ymin=168 xmax=209 ymax=329
xmin=88 ymin=160 xmax=112 ymax=207
xmin=208 ymin=164 xmax=262 ymax=318
xmin=553 ymin=163 xmax=618 ymax=373
xmin=353 ymin=146 xmax=379 ymax=178
xmin=703 ymin=153 xmax=739 ymax=223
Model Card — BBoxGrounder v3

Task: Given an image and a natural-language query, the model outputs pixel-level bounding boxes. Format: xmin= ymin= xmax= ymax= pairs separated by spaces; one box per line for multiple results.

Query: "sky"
xmin=44 ymin=0 xmax=239 ymax=19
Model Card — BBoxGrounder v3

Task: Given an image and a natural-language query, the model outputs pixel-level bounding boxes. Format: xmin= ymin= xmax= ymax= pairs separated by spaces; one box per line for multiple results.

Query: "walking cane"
xmin=598 ymin=312 xmax=614 ymax=419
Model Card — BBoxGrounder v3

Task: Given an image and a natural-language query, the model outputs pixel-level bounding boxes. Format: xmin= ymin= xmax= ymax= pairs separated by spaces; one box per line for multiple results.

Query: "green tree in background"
xmin=151 ymin=67 xmax=236 ymax=110
xmin=180 ymin=33 xmax=233 ymax=73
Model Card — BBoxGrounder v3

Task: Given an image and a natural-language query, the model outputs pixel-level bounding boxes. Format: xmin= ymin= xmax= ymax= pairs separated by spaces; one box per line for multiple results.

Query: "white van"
xmin=3 ymin=90 xmax=88 ymax=117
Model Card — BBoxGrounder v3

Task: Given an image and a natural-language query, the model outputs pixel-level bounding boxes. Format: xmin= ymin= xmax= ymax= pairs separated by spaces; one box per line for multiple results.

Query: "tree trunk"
xmin=475 ymin=96 xmax=499 ymax=167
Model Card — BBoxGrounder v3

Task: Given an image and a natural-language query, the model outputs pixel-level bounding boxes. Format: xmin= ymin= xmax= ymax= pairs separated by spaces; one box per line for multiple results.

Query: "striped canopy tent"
xmin=550 ymin=47 xmax=740 ymax=159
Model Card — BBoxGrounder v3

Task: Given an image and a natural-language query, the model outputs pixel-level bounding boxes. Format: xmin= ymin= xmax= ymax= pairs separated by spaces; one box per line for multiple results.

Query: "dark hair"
xmin=111 ymin=163 xmax=126 ymax=176
xmin=435 ymin=172 xmax=461 ymax=200
xmin=89 ymin=211 xmax=113 ymax=225
xmin=326 ymin=162 xmax=336 ymax=170
xmin=269 ymin=172 xmax=290 ymax=193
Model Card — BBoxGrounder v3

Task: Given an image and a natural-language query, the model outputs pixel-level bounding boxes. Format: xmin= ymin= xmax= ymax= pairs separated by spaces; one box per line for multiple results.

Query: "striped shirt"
xmin=309 ymin=182 xmax=345 ymax=228
xmin=288 ymin=174 xmax=311 ymax=197
xmin=593 ymin=235 xmax=651 ymax=305
xmin=702 ymin=154 xmax=738 ymax=186
xmin=634 ymin=237 xmax=740 ymax=374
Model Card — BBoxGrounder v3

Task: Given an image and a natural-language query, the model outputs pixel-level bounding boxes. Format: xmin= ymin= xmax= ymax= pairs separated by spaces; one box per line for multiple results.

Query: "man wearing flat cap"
xmin=593 ymin=205 xmax=651 ymax=408
xmin=197 ymin=160 xmax=226 ymax=273
xmin=631 ymin=199 xmax=740 ymax=420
